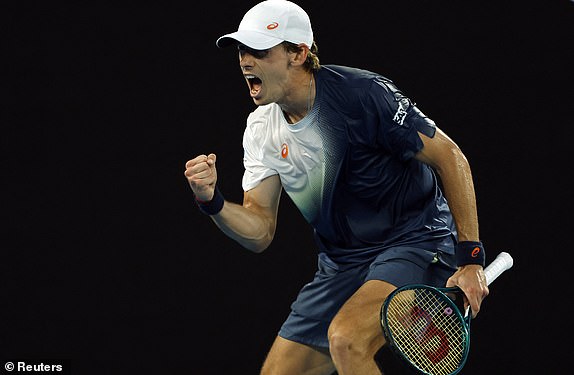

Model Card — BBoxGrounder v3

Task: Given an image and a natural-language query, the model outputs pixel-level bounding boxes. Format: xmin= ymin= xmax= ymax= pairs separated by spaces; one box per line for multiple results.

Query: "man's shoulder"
xmin=318 ymin=65 xmax=400 ymax=104
xmin=317 ymin=65 xmax=400 ymax=115
xmin=319 ymin=64 xmax=386 ymax=88
xmin=246 ymin=103 xmax=279 ymax=125
xmin=243 ymin=104 xmax=282 ymax=144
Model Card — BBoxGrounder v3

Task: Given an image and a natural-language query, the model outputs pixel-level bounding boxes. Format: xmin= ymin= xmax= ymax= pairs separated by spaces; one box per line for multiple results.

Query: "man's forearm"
xmin=210 ymin=200 xmax=276 ymax=253
xmin=436 ymin=151 xmax=479 ymax=243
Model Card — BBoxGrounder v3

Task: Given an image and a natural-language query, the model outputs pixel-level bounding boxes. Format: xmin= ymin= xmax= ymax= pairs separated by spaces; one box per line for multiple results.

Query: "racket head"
xmin=380 ymin=285 xmax=470 ymax=375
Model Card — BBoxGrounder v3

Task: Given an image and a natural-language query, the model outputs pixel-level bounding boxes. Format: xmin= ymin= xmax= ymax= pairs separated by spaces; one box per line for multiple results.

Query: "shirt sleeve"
xmin=369 ymin=76 xmax=437 ymax=161
xmin=241 ymin=114 xmax=278 ymax=192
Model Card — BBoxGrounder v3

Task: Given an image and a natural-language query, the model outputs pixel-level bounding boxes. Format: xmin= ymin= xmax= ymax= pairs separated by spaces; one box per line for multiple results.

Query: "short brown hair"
xmin=281 ymin=41 xmax=320 ymax=72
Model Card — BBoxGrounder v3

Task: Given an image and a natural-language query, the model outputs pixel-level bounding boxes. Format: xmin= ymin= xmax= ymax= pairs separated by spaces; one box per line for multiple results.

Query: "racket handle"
xmin=484 ymin=252 xmax=513 ymax=285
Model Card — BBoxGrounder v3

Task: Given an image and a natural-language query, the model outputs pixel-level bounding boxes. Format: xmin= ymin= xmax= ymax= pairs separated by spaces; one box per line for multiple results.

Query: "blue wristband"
xmin=455 ymin=241 xmax=485 ymax=267
xmin=195 ymin=186 xmax=224 ymax=215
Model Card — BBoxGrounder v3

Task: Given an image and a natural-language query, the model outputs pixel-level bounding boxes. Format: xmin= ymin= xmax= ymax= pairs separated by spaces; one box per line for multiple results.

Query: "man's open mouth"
xmin=245 ymin=74 xmax=262 ymax=96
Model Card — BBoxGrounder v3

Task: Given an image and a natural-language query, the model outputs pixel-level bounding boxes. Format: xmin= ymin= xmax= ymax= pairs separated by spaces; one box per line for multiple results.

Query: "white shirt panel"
xmin=242 ymin=103 xmax=324 ymax=223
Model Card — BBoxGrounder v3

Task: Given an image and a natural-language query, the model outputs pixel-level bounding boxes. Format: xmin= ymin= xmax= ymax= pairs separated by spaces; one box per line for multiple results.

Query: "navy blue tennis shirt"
xmin=242 ymin=65 xmax=456 ymax=265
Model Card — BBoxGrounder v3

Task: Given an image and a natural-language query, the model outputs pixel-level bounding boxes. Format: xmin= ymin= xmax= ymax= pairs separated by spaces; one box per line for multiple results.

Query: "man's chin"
xmin=252 ymin=97 xmax=269 ymax=106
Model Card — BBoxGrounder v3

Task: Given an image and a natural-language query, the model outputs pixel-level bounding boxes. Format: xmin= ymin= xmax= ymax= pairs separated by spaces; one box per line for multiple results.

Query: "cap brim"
xmin=216 ymin=30 xmax=284 ymax=49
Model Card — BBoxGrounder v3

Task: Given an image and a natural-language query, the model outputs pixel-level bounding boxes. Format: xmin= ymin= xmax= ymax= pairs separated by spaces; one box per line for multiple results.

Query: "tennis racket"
xmin=379 ymin=251 xmax=513 ymax=375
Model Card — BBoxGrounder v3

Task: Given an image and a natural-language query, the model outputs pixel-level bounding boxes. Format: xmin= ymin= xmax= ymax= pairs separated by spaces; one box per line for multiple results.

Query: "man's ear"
xmin=290 ymin=44 xmax=309 ymax=66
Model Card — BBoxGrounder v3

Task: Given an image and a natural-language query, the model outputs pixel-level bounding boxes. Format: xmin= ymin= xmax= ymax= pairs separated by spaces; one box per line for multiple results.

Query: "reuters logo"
xmin=267 ymin=22 xmax=279 ymax=30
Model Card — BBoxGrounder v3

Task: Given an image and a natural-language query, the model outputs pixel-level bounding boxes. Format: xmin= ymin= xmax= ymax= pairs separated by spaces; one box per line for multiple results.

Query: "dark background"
xmin=3 ymin=1 xmax=572 ymax=374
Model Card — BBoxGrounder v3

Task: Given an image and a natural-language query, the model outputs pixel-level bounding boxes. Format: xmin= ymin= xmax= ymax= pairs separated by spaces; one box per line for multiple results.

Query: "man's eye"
xmin=238 ymin=45 xmax=269 ymax=59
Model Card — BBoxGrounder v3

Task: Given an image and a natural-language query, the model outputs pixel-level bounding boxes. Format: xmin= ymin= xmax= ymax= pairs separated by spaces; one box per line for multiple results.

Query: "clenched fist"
xmin=184 ymin=153 xmax=218 ymax=202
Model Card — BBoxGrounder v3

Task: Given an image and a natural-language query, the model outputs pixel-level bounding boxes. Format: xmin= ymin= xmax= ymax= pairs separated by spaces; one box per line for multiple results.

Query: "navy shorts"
xmin=278 ymin=246 xmax=457 ymax=348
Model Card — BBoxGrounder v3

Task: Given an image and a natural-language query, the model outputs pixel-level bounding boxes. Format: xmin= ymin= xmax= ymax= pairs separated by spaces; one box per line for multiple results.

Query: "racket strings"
xmin=386 ymin=289 xmax=467 ymax=375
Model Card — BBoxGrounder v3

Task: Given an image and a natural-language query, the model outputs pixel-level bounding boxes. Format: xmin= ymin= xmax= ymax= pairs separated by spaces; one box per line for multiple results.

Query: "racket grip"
xmin=484 ymin=252 xmax=513 ymax=285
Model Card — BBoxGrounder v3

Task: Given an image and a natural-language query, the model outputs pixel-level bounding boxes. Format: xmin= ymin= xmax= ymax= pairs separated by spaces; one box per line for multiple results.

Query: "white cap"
xmin=216 ymin=0 xmax=313 ymax=50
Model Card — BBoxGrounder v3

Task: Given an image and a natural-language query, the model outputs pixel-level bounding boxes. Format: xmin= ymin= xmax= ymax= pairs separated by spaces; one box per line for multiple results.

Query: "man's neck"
xmin=279 ymin=71 xmax=315 ymax=124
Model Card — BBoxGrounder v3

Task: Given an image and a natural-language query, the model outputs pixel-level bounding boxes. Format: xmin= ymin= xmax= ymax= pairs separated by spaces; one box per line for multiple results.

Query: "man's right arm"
xmin=185 ymin=153 xmax=282 ymax=253
xmin=210 ymin=175 xmax=282 ymax=253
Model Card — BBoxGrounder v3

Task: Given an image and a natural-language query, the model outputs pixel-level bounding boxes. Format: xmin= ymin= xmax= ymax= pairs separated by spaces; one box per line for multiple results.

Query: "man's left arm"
xmin=415 ymin=127 xmax=489 ymax=317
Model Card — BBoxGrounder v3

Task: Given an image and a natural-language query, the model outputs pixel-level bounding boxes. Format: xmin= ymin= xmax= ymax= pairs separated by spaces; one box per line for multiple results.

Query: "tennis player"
xmin=185 ymin=1 xmax=489 ymax=374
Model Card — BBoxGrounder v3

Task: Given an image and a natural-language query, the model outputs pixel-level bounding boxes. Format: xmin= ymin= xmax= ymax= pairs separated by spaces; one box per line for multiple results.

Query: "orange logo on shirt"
xmin=281 ymin=143 xmax=289 ymax=158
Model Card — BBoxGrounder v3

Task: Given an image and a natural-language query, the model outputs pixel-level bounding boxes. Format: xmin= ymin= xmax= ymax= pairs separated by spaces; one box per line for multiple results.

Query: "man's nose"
xmin=239 ymin=52 xmax=255 ymax=69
